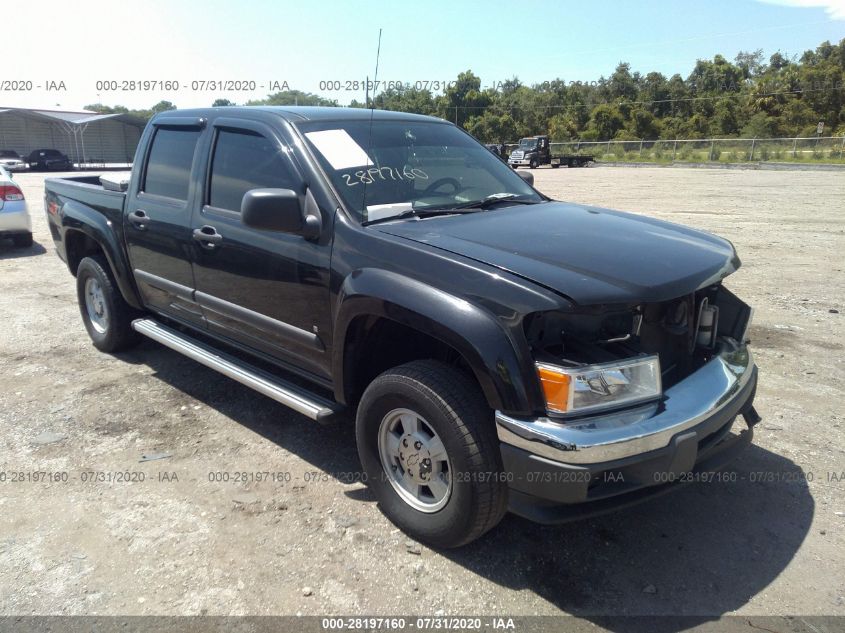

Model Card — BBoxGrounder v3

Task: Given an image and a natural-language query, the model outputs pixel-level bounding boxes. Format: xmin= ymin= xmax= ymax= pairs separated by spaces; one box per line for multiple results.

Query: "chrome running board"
xmin=132 ymin=318 xmax=342 ymax=423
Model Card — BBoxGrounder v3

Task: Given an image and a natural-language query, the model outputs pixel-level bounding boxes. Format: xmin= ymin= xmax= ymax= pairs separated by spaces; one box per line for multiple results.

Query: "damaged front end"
xmin=495 ymin=282 xmax=761 ymax=522
xmin=524 ymin=282 xmax=758 ymax=421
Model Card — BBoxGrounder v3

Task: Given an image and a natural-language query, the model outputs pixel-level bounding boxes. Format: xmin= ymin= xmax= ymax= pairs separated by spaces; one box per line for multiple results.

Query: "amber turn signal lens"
xmin=536 ymin=364 xmax=572 ymax=414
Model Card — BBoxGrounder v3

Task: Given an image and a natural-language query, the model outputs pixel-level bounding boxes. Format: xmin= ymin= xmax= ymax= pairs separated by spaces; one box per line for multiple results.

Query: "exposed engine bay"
xmin=525 ymin=283 xmax=753 ymax=390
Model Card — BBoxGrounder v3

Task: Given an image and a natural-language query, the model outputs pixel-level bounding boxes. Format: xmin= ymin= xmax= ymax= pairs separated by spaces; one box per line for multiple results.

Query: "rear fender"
xmin=60 ymin=200 xmax=143 ymax=309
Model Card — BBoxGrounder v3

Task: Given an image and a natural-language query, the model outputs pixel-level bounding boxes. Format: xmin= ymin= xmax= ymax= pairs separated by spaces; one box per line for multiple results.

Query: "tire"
xmin=76 ymin=254 xmax=140 ymax=352
xmin=356 ymin=360 xmax=508 ymax=548
xmin=529 ymin=159 xmax=538 ymax=169
xmin=12 ymin=232 xmax=33 ymax=248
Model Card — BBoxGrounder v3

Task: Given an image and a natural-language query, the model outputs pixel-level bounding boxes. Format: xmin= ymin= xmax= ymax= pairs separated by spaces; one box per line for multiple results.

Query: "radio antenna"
xmin=370 ymin=28 xmax=382 ymax=109
xmin=362 ymin=28 xmax=382 ymax=219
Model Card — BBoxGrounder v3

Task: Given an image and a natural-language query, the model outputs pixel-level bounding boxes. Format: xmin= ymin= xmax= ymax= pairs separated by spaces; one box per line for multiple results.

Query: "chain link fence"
xmin=504 ymin=137 xmax=845 ymax=164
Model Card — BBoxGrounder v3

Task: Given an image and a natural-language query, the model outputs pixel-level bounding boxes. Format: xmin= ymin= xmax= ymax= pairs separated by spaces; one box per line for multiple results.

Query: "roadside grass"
xmin=580 ymin=147 xmax=845 ymax=166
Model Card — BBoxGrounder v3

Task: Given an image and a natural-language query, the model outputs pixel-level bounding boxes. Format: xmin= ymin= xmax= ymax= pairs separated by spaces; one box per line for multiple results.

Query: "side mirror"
xmin=517 ymin=171 xmax=534 ymax=186
xmin=241 ymin=188 xmax=321 ymax=238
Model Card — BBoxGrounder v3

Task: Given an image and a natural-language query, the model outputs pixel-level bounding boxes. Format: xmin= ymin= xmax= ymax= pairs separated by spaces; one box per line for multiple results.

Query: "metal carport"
xmin=0 ymin=107 xmax=145 ymax=167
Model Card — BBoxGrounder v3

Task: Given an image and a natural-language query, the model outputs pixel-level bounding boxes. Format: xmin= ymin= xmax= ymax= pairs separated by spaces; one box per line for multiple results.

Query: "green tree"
xmin=688 ymin=55 xmax=744 ymax=94
xmin=82 ymin=36 xmax=845 ymax=143
xmin=247 ymin=90 xmax=337 ymax=107
xmin=466 ymin=111 xmax=518 ymax=143
xmin=769 ymin=51 xmax=790 ymax=71
xmin=666 ymin=74 xmax=692 ymax=119
xmin=735 ymin=49 xmax=766 ymax=79
xmin=641 ymin=72 xmax=671 ymax=117
xmin=712 ymin=98 xmax=740 ymax=136
xmin=587 ymin=104 xmax=625 ymax=140
xmin=626 ymin=109 xmax=661 ymax=139
xmin=608 ymin=62 xmax=638 ymax=101
xmin=84 ymin=103 xmax=129 ymax=114
xmin=150 ymin=101 xmax=177 ymax=114
xmin=741 ymin=112 xmax=779 ymax=138
xmin=373 ymin=86 xmax=436 ymax=115
xmin=436 ymin=70 xmax=490 ymax=127
xmin=548 ymin=112 xmax=580 ymax=141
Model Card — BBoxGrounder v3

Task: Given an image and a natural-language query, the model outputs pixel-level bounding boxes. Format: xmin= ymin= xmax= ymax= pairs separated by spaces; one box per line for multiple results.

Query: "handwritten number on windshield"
xmin=342 ymin=166 xmax=429 ymax=187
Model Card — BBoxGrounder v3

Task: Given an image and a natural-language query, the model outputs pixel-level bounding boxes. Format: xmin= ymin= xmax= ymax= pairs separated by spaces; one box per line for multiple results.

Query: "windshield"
xmin=518 ymin=138 xmax=538 ymax=150
xmin=298 ymin=119 xmax=542 ymax=223
xmin=0 ymin=151 xmax=19 ymax=159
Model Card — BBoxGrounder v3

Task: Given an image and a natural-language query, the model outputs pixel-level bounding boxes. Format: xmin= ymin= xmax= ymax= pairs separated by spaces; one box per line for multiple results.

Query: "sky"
xmin=4 ymin=0 xmax=844 ymax=112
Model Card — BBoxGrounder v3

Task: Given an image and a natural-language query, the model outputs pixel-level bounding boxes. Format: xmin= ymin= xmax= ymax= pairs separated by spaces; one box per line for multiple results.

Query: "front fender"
xmin=333 ymin=268 xmax=538 ymax=414
xmin=59 ymin=199 xmax=143 ymax=309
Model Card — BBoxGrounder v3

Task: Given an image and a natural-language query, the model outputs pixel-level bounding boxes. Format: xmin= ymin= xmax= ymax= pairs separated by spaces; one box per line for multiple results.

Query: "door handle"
xmin=128 ymin=209 xmax=148 ymax=230
xmin=192 ymin=225 xmax=223 ymax=249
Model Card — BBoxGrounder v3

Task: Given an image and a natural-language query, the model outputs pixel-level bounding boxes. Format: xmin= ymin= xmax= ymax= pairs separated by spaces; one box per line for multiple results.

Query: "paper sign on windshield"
xmin=305 ymin=129 xmax=373 ymax=170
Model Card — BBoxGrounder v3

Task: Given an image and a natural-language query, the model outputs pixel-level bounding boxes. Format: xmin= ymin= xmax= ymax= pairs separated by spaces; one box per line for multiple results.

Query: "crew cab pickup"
xmin=45 ymin=107 xmax=760 ymax=547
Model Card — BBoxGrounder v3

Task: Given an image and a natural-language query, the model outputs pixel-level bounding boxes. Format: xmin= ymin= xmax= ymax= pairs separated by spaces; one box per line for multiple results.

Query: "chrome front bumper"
xmin=496 ymin=339 xmax=756 ymax=465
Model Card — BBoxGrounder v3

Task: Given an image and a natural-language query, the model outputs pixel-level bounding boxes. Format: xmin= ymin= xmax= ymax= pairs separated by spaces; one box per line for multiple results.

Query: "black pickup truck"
xmin=45 ymin=106 xmax=759 ymax=547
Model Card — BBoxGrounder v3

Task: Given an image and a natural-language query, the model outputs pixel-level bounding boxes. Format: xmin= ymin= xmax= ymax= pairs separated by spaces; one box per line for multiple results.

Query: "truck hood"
xmin=374 ymin=201 xmax=740 ymax=305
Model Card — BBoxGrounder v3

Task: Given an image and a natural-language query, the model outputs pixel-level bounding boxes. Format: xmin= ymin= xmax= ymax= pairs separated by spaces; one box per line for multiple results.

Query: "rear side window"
xmin=143 ymin=127 xmax=201 ymax=200
xmin=208 ymin=129 xmax=299 ymax=212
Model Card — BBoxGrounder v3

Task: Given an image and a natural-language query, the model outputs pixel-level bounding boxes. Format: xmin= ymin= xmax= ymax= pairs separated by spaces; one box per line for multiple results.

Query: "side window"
xmin=143 ymin=127 xmax=201 ymax=200
xmin=209 ymin=129 xmax=299 ymax=212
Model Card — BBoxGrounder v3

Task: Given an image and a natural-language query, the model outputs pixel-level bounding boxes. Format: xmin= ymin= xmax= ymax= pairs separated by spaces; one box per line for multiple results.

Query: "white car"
xmin=0 ymin=165 xmax=33 ymax=248
xmin=0 ymin=150 xmax=27 ymax=172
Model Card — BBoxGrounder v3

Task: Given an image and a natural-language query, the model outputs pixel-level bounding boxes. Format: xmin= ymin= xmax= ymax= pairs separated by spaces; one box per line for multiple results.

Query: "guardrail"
xmin=503 ymin=136 xmax=845 ymax=164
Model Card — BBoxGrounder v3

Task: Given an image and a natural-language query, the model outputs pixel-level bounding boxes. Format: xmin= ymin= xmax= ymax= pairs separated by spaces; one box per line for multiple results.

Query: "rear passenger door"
xmin=190 ymin=118 xmax=333 ymax=381
xmin=125 ymin=118 xmax=207 ymax=328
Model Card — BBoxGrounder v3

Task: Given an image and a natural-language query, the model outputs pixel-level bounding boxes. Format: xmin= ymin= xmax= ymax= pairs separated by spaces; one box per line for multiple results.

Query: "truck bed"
xmin=44 ymin=175 xmax=128 ymax=215
xmin=44 ymin=175 xmax=131 ymax=277
xmin=552 ymin=154 xmax=595 ymax=168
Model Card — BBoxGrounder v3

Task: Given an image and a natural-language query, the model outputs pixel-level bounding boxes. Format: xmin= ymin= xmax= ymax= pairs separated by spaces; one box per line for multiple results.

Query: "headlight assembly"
xmin=535 ymin=355 xmax=662 ymax=417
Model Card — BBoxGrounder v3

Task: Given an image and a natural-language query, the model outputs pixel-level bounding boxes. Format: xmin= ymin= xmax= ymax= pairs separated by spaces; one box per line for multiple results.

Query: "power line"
xmin=444 ymin=85 xmax=844 ymax=113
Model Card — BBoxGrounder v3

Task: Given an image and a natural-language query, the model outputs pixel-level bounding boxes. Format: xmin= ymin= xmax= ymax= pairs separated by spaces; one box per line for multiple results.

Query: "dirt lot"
xmin=1 ymin=166 xmax=843 ymax=623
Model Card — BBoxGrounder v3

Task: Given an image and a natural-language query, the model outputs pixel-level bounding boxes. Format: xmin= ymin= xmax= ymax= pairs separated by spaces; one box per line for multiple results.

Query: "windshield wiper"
xmin=363 ymin=194 xmax=539 ymax=225
xmin=363 ymin=207 xmax=479 ymax=226
xmin=450 ymin=193 xmax=540 ymax=211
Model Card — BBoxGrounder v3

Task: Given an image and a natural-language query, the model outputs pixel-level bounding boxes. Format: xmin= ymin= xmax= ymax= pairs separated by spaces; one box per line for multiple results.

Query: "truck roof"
xmin=153 ymin=106 xmax=446 ymax=125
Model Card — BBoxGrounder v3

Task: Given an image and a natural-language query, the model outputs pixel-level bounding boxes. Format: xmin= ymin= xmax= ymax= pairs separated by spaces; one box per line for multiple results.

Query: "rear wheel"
xmin=356 ymin=360 xmax=508 ymax=548
xmin=12 ymin=232 xmax=33 ymax=248
xmin=76 ymin=255 xmax=140 ymax=352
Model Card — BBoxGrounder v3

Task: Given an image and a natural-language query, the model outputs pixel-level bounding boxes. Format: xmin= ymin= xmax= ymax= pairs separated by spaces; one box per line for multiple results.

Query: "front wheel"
xmin=356 ymin=360 xmax=508 ymax=548
xmin=76 ymin=255 xmax=140 ymax=352
xmin=529 ymin=158 xmax=538 ymax=169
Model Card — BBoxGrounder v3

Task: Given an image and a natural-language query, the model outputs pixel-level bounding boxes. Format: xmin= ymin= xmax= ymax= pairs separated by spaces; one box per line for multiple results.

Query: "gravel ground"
xmin=0 ymin=166 xmax=843 ymax=623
